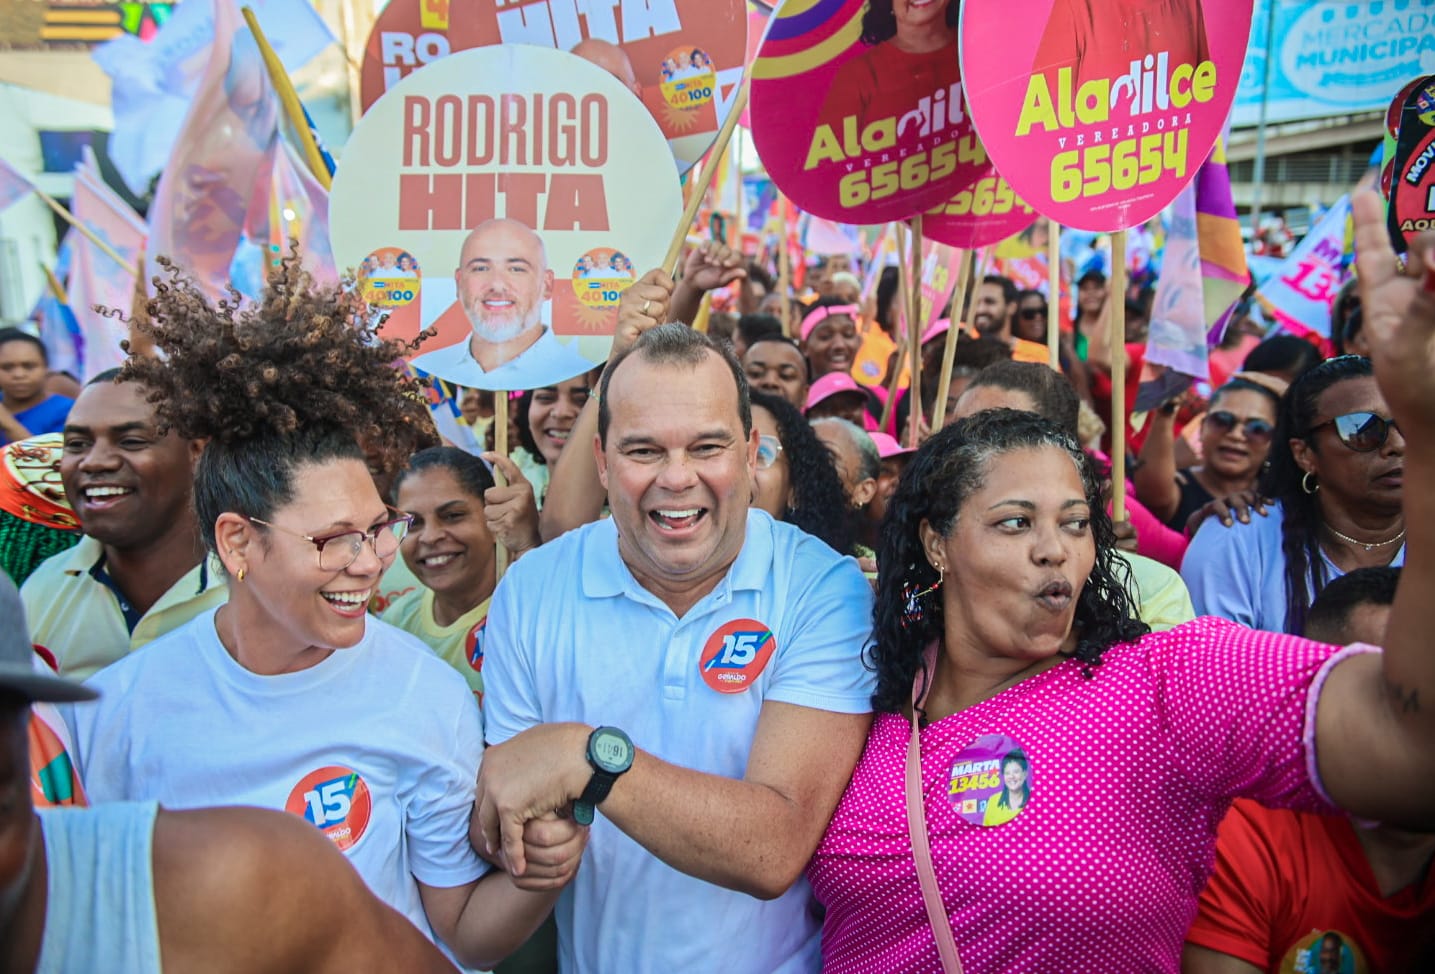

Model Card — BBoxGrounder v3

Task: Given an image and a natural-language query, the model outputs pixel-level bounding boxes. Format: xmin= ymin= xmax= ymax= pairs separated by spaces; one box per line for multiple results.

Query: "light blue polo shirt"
xmin=484 ymin=509 xmax=875 ymax=974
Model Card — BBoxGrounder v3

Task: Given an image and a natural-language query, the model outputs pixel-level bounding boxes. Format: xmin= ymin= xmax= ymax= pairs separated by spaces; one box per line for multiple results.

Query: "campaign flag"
xmin=860 ymin=224 xmax=896 ymax=302
xmin=95 ymin=0 xmax=333 ymax=196
xmin=1256 ymin=195 xmax=1352 ymax=339
xmin=242 ymin=138 xmax=338 ymax=295
xmin=745 ymin=175 xmax=777 ymax=233
xmin=69 ymin=152 xmax=146 ymax=379
xmin=1193 ymin=137 xmax=1249 ymax=344
xmin=145 ymin=0 xmax=282 ymax=301
xmin=0 ymin=157 xmax=36 ymax=213
xmin=802 ymin=215 xmax=862 ymax=262
xmin=33 ymin=253 xmax=83 ymax=381
xmin=1144 ymin=186 xmax=1207 ymax=379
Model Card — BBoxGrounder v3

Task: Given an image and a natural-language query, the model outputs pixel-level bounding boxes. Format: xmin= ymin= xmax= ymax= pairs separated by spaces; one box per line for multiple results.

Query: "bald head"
xmin=455 ymin=219 xmax=554 ymax=344
xmin=571 ymin=38 xmax=642 ymax=98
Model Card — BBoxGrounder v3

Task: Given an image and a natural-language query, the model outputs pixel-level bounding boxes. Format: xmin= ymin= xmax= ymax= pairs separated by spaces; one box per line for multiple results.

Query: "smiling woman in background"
xmin=385 ymin=447 xmax=497 ymax=702
xmin=1182 ymin=357 xmax=1404 ymax=634
xmin=511 ymin=372 xmax=598 ymax=508
xmin=1136 ymin=377 xmax=1282 ymax=533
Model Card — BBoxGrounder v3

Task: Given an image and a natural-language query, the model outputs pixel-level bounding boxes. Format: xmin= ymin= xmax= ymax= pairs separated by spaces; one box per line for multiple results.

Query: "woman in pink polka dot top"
xmin=806 ymin=193 xmax=1435 ymax=974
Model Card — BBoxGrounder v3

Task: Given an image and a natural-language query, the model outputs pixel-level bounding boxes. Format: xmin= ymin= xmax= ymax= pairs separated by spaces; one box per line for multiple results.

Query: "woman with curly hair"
xmin=1183 ymin=356 xmax=1404 ymax=634
xmin=65 ymin=257 xmax=583 ymax=970
xmin=749 ymin=389 xmax=852 ymax=555
xmin=805 ymin=202 xmax=1435 ymax=970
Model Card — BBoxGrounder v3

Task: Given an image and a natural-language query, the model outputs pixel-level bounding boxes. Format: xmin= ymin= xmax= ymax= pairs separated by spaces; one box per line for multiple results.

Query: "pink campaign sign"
xmin=749 ymin=0 xmax=986 ymax=224
xmin=920 ymin=135 xmax=1037 ymax=249
xmin=958 ymin=0 xmax=1251 ymax=233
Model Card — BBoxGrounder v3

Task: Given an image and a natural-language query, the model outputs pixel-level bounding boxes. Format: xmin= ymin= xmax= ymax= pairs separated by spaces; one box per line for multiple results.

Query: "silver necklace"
xmin=1325 ymin=524 xmax=1405 ymax=552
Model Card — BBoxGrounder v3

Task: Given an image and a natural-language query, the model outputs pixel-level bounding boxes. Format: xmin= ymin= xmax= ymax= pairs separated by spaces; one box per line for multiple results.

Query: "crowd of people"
xmin=1 ymin=188 xmax=1433 ymax=974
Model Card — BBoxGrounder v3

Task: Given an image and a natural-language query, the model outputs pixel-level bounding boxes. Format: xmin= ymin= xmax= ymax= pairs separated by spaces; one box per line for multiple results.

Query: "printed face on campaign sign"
xmin=959 ymin=0 xmax=1252 ymax=232
xmin=359 ymin=0 xmax=747 ymax=173
xmin=329 ymin=46 xmax=682 ymax=392
xmin=750 ymin=0 xmax=986 ymax=224
xmin=455 ymin=220 xmax=555 ymax=343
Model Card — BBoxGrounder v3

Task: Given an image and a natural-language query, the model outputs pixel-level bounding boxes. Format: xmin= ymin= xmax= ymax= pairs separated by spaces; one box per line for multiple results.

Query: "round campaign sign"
xmin=358 ymin=0 xmax=747 ymax=174
xmin=329 ymin=46 xmax=683 ymax=392
xmin=947 ymin=734 xmax=1032 ymax=826
xmin=750 ymin=0 xmax=987 ymax=224
xmin=959 ymin=0 xmax=1252 ymax=232
xmin=286 ymin=766 xmax=373 ymax=851
xmin=920 ymin=156 xmax=1037 ymax=249
xmin=699 ymin=619 xmax=777 ymax=694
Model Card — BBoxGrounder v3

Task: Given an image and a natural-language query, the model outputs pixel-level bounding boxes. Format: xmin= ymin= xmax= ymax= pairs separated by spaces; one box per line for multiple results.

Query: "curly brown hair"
xmin=119 ymin=251 xmax=439 ymax=553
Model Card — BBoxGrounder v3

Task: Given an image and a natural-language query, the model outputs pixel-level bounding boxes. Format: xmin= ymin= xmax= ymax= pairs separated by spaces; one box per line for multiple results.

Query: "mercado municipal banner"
xmin=1232 ymin=0 xmax=1435 ymax=127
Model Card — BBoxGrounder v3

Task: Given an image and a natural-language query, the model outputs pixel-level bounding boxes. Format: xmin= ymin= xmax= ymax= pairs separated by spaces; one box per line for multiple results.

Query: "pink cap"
xmin=920 ymin=318 xmax=952 ymax=345
xmin=869 ymin=432 xmax=914 ymax=459
xmin=804 ymin=371 xmax=865 ymax=412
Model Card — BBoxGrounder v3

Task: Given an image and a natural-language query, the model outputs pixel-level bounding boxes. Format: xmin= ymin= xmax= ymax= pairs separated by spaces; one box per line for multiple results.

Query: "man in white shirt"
xmin=476 ymin=324 xmax=876 ymax=973
xmin=411 ymin=218 xmax=592 ymax=391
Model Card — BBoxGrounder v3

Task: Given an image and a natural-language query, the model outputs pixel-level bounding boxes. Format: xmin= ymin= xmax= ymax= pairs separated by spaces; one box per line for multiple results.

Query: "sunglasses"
xmin=756 ymin=434 xmax=784 ymax=470
xmin=1018 ymin=307 xmax=1048 ymax=320
xmin=1203 ymin=410 xmax=1274 ymax=443
xmin=1308 ymin=411 xmax=1400 ymax=453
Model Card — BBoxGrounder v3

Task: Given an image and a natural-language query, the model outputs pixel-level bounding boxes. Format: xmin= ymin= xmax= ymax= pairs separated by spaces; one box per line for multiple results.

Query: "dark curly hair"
xmin=860 ymin=0 xmax=958 ymax=45
xmin=750 ymin=390 xmax=853 ymax=555
xmin=1257 ymin=354 xmax=1375 ymax=634
xmin=869 ymin=409 xmax=1147 ymax=713
xmin=120 ymin=251 xmax=438 ymax=556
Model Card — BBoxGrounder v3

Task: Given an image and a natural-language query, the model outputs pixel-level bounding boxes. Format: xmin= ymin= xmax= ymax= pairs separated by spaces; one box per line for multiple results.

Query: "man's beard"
xmin=464 ymin=299 xmax=540 ymax=344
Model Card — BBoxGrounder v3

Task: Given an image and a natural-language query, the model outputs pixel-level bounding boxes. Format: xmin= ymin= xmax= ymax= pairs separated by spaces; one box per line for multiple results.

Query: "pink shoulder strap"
xmin=907 ymin=644 xmax=964 ymax=974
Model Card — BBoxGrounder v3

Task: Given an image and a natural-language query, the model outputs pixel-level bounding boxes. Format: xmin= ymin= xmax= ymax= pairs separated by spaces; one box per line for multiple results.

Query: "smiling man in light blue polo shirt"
xmin=477 ymin=324 xmax=875 ymax=973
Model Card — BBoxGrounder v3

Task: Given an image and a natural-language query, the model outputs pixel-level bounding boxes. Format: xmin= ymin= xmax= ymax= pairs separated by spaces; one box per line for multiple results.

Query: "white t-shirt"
xmin=65 ymin=609 xmax=488 ymax=945
xmin=484 ymin=510 xmax=876 ymax=974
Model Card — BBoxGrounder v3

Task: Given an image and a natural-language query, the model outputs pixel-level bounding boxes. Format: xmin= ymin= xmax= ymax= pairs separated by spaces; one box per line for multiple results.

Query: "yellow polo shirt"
xmin=1119 ymin=552 xmax=1195 ymax=632
xmin=382 ymin=586 xmax=491 ymax=704
xmin=20 ymin=535 xmax=228 ymax=681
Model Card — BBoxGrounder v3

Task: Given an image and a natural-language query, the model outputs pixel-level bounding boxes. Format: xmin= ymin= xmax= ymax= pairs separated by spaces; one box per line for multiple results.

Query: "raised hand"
xmin=615 ymin=269 xmax=676 ymax=355
xmin=681 ymin=240 xmax=747 ymax=292
xmin=481 ymin=452 xmax=542 ymax=557
xmin=1351 ymin=188 xmax=1435 ymax=432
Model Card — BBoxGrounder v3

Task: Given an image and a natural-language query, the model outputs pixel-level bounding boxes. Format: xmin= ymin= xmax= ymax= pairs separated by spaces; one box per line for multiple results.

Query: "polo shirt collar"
xmin=62 ymin=533 xmax=222 ymax=598
xmin=579 ymin=510 xmax=776 ymax=605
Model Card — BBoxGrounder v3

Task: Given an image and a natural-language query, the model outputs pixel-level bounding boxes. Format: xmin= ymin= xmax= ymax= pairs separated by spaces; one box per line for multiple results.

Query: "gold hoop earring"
xmin=236 ymin=568 xmax=247 ymax=582
xmin=1301 ymin=471 xmax=1319 ymax=495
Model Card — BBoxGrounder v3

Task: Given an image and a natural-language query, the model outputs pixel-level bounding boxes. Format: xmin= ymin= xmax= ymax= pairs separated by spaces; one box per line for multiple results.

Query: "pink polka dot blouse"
xmin=807 ymin=617 xmax=1372 ymax=973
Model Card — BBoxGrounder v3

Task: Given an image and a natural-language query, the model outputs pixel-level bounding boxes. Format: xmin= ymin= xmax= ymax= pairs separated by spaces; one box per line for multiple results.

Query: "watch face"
xmin=590 ymin=728 xmax=633 ymax=774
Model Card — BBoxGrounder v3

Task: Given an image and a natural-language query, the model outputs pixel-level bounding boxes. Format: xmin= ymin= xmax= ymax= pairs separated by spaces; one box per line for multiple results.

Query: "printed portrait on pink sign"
xmin=959 ymin=0 xmax=1251 ymax=232
xmin=750 ymin=0 xmax=986 ymax=224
